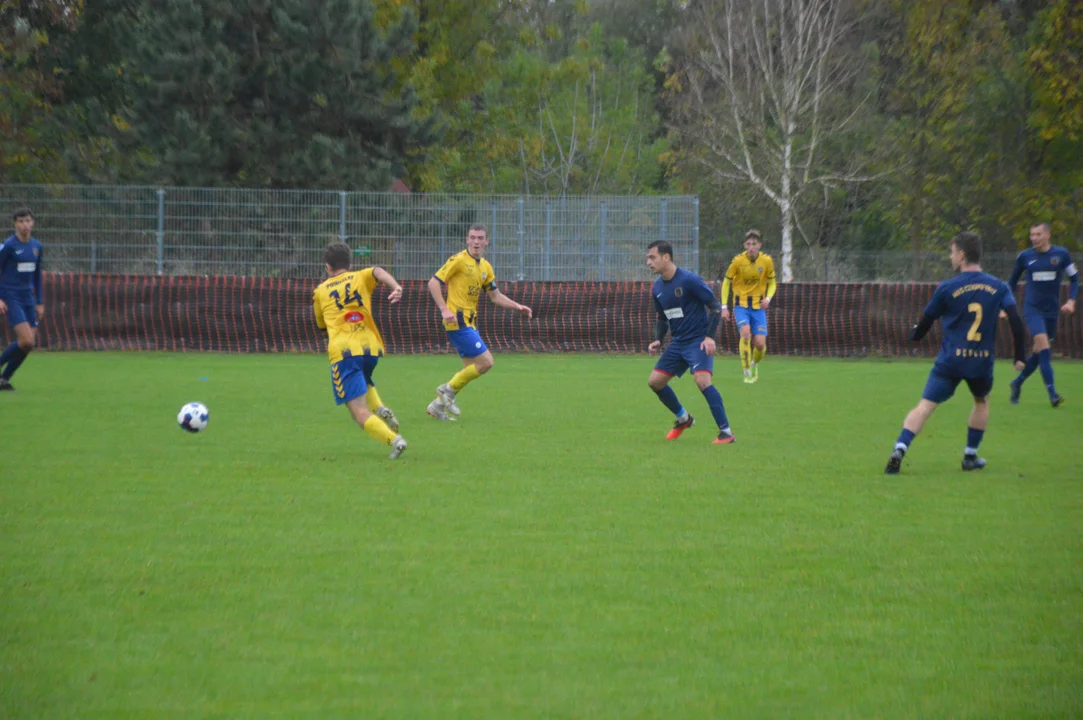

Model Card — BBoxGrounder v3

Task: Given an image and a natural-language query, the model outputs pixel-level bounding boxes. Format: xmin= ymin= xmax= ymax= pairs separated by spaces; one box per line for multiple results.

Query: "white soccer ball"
xmin=177 ymin=402 xmax=210 ymax=433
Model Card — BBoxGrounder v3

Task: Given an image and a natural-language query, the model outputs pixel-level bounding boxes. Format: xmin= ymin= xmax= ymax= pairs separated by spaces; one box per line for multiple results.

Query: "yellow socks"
xmin=363 ymin=415 xmax=397 ymax=446
xmin=752 ymin=346 xmax=765 ymax=365
xmin=739 ymin=338 xmax=751 ymax=371
xmin=365 ymin=386 xmax=384 ymax=412
xmin=450 ymin=364 xmax=482 ymax=392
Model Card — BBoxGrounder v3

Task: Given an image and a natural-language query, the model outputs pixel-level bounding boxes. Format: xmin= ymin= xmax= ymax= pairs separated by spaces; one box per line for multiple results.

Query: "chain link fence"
xmin=0 ymin=185 xmax=699 ymax=281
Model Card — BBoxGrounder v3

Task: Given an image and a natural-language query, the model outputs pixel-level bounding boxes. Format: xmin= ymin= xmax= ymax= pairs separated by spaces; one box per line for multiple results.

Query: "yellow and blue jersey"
xmin=433 ymin=250 xmax=497 ymax=330
xmin=722 ymin=251 xmax=776 ymax=309
xmin=313 ymin=267 xmax=385 ymax=364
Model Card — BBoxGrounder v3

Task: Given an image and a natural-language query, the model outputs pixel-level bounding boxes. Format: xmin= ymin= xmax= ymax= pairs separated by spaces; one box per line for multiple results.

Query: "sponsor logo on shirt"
xmin=17 ymin=262 xmax=35 ymax=272
xmin=344 ymin=311 xmax=364 ymax=323
xmin=1032 ymin=271 xmax=1057 ymax=282
xmin=664 ymin=307 xmax=685 ymax=319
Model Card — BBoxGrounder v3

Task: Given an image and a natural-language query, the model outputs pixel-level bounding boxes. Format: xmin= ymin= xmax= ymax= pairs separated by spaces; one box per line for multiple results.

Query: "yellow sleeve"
xmin=725 ymin=257 xmax=740 ymax=280
xmin=313 ymin=289 xmax=326 ymax=329
xmin=483 ymin=260 xmax=497 ymax=291
xmin=358 ymin=267 xmax=378 ymax=295
xmin=434 ymin=255 xmax=459 ymax=284
xmin=720 ymin=277 xmax=732 ymax=306
xmin=765 ymin=257 xmax=777 ymax=299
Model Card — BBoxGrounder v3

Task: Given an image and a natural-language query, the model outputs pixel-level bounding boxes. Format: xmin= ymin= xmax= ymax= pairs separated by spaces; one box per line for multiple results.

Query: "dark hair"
xmin=647 ymin=240 xmax=674 ymax=261
xmin=744 ymin=229 xmax=762 ymax=242
xmin=468 ymin=223 xmax=487 ymax=237
xmin=323 ymin=242 xmax=352 ymax=271
xmin=951 ymin=232 xmax=982 ymax=264
xmin=1030 ymin=221 xmax=1052 ymax=233
xmin=13 ymin=207 xmax=33 ymax=221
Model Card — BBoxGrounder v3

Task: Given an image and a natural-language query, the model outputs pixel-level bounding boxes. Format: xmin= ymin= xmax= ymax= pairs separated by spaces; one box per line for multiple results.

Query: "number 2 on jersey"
xmin=966 ymin=302 xmax=983 ymax=341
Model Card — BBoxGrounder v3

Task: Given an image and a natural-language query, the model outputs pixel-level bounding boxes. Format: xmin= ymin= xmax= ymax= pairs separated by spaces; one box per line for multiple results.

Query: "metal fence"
xmin=0 ymin=185 xmax=699 ymax=281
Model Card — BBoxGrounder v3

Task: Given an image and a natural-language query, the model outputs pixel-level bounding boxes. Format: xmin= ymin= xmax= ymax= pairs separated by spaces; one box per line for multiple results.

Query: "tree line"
xmin=2 ymin=0 xmax=1079 ymax=277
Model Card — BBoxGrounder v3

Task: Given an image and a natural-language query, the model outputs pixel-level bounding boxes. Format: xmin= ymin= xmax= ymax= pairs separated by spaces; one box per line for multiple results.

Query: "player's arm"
xmin=372 ymin=266 xmax=403 ymax=303
xmin=0 ymin=243 xmax=9 ymax=315
xmin=488 ymin=288 xmax=532 ymax=319
xmin=761 ymin=257 xmax=777 ymax=308
xmin=312 ymin=292 xmax=326 ymax=331
xmin=1063 ymin=253 xmax=1078 ymax=314
xmin=1006 ymin=253 xmax=1024 ymax=289
xmin=649 ymin=296 xmax=667 ymax=353
xmin=719 ymin=258 xmax=737 ymax=319
xmin=33 ymin=246 xmax=44 ymax=316
xmin=691 ymin=280 xmax=722 ymax=353
xmin=1003 ymin=304 xmax=1026 ymax=365
xmin=910 ymin=286 xmax=944 ymax=341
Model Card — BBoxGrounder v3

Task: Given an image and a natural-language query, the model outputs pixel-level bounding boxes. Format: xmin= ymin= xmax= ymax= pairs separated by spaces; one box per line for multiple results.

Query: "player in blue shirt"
xmin=646 ymin=240 xmax=735 ymax=444
xmin=885 ymin=232 xmax=1026 ymax=474
xmin=0 ymin=208 xmax=45 ymax=391
xmin=1005 ymin=222 xmax=1078 ymax=407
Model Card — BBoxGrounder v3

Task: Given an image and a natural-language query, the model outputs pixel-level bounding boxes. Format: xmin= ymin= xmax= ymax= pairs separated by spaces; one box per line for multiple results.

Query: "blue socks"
xmin=895 ymin=428 xmax=916 ymax=452
xmin=700 ymin=385 xmax=730 ymax=430
xmin=1037 ymin=348 xmax=1056 ymax=395
xmin=1014 ymin=353 xmax=1039 ymax=386
xmin=965 ymin=427 xmax=984 ymax=456
xmin=653 ymin=385 xmax=685 ymax=418
xmin=0 ymin=344 xmax=27 ymax=379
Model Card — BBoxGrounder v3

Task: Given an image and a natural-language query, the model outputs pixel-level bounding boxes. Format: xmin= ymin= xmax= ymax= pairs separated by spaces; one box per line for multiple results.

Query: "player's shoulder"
xmin=730 ymin=251 xmax=748 ymax=265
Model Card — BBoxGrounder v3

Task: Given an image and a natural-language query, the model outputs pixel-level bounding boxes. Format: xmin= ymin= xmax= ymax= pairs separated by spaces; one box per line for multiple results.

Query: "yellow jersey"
xmin=313 ymin=268 xmax=385 ymax=363
xmin=433 ymin=250 xmax=497 ymax=330
xmin=722 ymin=251 xmax=777 ymax=309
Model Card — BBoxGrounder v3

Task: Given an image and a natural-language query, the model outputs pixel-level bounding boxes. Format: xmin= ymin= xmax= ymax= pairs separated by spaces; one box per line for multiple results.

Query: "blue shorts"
xmin=330 ymin=354 xmax=380 ymax=405
xmin=1025 ymin=311 xmax=1058 ymax=342
xmin=922 ymin=367 xmax=993 ymax=404
xmin=654 ymin=341 xmax=714 ymax=378
xmin=447 ymin=327 xmax=488 ymax=358
xmin=3 ymin=295 xmax=37 ymax=329
xmin=734 ymin=306 xmax=768 ymax=336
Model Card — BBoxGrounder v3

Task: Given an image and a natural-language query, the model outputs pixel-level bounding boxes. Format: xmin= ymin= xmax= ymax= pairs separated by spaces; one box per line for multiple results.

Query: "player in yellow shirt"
xmin=313 ymin=242 xmax=407 ymax=459
xmin=719 ymin=229 xmax=777 ymax=383
xmin=425 ymin=223 xmax=533 ymax=420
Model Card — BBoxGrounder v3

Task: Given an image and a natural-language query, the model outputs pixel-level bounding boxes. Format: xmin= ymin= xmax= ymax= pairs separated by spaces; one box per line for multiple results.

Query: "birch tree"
xmin=666 ymin=0 xmax=874 ymax=281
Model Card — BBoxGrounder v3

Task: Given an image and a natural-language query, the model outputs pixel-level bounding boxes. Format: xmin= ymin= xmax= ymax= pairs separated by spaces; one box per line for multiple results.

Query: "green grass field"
xmin=2 ymin=352 xmax=1081 ymax=718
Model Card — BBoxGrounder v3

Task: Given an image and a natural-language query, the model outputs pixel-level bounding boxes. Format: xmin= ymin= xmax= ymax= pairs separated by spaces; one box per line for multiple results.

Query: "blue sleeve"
xmin=1007 ymin=253 xmax=1025 ymax=288
xmin=33 ymin=246 xmax=43 ymax=301
xmin=1065 ymin=251 xmax=1079 ymax=301
xmin=922 ymin=285 xmax=946 ymax=318
xmin=0 ymin=241 xmax=10 ymax=275
xmin=999 ymin=283 xmax=1017 ymax=309
xmin=690 ymin=276 xmax=722 ymax=336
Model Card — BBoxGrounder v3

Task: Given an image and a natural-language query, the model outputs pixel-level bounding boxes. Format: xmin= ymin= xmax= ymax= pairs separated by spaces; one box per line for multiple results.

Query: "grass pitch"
xmin=2 ymin=353 xmax=1081 ymax=718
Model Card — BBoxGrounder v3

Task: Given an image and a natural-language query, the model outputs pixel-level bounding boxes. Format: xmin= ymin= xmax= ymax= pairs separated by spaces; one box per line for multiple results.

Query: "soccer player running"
xmin=425 ymin=223 xmax=532 ymax=420
xmin=719 ymin=229 xmax=777 ymax=383
xmin=885 ymin=232 xmax=1027 ymax=474
xmin=313 ymin=242 xmax=408 ymax=459
xmin=1005 ymin=221 xmax=1078 ymax=407
xmin=647 ymin=240 xmax=736 ymax=444
xmin=0 ymin=207 xmax=45 ymax=391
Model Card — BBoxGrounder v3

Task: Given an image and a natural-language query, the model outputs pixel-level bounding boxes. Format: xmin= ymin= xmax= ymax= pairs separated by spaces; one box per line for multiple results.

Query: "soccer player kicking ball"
xmin=0 ymin=207 xmax=45 ymax=391
xmin=425 ymin=223 xmax=532 ymax=421
xmin=646 ymin=240 xmax=736 ymax=444
xmin=885 ymin=232 xmax=1026 ymax=474
xmin=1005 ymin=221 xmax=1078 ymax=407
xmin=720 ymin=229 xmax=776 ymax=383
xmin=313 ymin=242 xmax=408 ymax=459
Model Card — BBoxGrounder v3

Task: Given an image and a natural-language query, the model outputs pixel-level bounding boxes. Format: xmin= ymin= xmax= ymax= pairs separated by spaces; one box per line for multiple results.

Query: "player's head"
xmin=743 ymin=229 xmax=762 ymax=259
xmin=466 ymin=223 xmax=489 ymax=258
xmin=950 ymin=232 xmax=982 ymax=270
xmin=1029 ymin=222 xmax=1052 ymax=250
xmin=13 ymin=207 xmax=34 ymax=239
xmin=646 ymin=240 xmax=675 ymax=275
xmin=323 ymin=242 xmax=352 ymax=275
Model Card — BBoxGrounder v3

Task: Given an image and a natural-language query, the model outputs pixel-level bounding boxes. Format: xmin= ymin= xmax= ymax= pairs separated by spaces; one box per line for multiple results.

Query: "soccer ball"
xmin=177 ymin=402 xmax=210 ymax=433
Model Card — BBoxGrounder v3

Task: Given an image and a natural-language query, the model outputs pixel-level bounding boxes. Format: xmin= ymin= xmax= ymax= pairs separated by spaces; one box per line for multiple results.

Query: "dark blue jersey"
xmin=1007 ymin=246 xmax=1078 ymax=314
xmin=0 ymin=235 xmax=44 ymax=301
xmin=924 ymin=270 xmax=1016 ymax=377
xmin=652 ymin=267 xmax=722 ymax=344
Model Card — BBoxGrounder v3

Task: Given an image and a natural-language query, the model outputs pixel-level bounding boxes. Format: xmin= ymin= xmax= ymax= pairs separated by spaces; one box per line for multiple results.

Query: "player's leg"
xmin=433 ymin=329 xmax=490 ymax=417
xmin=692 ymin=370 xmax=735 ymax=444
xmin=750 ymin=309 xmax=768 ymax=382
xmin=0 ymin=306 xmax=37 ymax=390
xmin=649 ymin=346 xmax=693 ymax=439
xmin=885 ymin=368 xmax=955 ymax=474
xmin=1010 ymin=314 xmax=1045 ymax=401
xmin=735 ymin=308 xmax=753 ymax=382
xmin=1036 ymin=315 xmax=1061 ymax=406
xmin=961 ymin=378 xmax=992 ymax=470
xmin=361 ymin=355 xmax=399 ymax=432
xmin=337 ymin=359 xmax=406 ymax=458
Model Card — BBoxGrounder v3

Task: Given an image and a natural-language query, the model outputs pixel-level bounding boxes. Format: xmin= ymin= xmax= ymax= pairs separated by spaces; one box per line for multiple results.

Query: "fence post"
xmin=338 ymin=191 xmax=347 ymax=242
xmin=491 ymin=200 xmax=498 ymax=253
xmin=692 ymin=196 xmax=700 ymax=276
xmin=660 ymin=197 xmax=667 ymax=240
xmin=439 ymin=208 xmax=447 ymax=259
xmin=517 ymin=196 xmax=525 ymax=280
xmin=599 ymin=201 xmax=607 ymax=282
xmin=544 ymin=200 xmax=552 ymax=282
xmin=156 ymin=188 xmax=165 ymax=275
